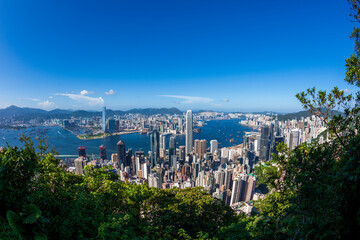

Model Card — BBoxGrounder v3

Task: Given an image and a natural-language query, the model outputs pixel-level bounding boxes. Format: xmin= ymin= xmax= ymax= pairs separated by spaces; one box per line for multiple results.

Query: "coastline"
xmin=77 ymin=131 xmax=140 ymax=140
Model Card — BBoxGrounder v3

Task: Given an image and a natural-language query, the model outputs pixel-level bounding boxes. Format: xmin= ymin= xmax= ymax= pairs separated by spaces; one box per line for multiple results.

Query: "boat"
xmin=194 ymin=128 xmax=202 ymax=133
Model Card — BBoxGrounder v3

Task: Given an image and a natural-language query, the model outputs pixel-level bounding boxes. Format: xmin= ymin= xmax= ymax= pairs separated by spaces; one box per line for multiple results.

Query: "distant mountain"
xmin=0 ymin=105 xmax=47 ymax=118
xmin=0 ymin=106 xmax=183 ymax=119
xmin=126 ymin=108 xmax=182 ymax=115
xmin=48 ymin=109 xmax=73 ymax=115
xmin=277 ymin=109 xmax=343 ymax=121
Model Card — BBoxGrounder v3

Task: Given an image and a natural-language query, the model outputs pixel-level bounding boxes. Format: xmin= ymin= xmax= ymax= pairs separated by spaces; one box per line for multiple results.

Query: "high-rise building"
xmin=210 ymin=139 xmax=218 ymax=154
xmin=273 ymin=135 xmax=285 ymax=155
xmin=259 ymin=125 xmax=270 ymax=161
xmin=160 ymin=134 xmax=166 ymax=150
xmin=75 ymin=157 xmax=87 ymax=175
xmin=243 ymin=175 xmax=256 ymax=202
xmin=200 ymin=139 xmax=207 ymax=159
xmin=107 ymin=118 xmax=116 ymax=133
xmin=111 ymin=153 xmax=117 ymax=163
xmin=135 ymin=151 xmax=145 ymax=173
xmin=185 ymin=110 xmax=193 ymax=155
xmin=126 ymin=149 xmax=132 ymax=168
xmin=115 ymin=119 xmax=120 ymax=132
xmin=194 ymin=139 xmax=200 ymax=157
xmin=230 ymin=176 xmax=247 ymax=205
xmin=102 ymin=107 xmax=106 ymax=132
xmin=150 ymin=130 xmax=160 ymax=168
xmin=194 ymin=139 xmax=207 ymax=159
xmin=289 ymin=129 xmax=300 ymax=150
xmin=99 ymin=145 xmax=107 ymax=160
xmin=178 ymin=117 xmax=183 ymax=132
xmin=116 ymin=140 xmax=126 ymax=169
xmin=78 ymin=146 xmax=86 ymax=158
xmin=179 ymin=146 xmax=185 ymax=164
xmin=168 ymin=136 xmax=176 ymax=165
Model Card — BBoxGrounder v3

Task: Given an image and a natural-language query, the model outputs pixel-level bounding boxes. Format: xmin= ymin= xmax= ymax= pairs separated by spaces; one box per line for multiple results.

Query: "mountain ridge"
xmin=0 ymin=105 xmax=183 ymax=119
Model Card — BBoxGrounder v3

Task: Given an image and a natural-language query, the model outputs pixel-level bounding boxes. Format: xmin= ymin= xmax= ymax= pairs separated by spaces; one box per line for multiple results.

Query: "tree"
xmin=252 ymin=1 xmax=360 ymax=238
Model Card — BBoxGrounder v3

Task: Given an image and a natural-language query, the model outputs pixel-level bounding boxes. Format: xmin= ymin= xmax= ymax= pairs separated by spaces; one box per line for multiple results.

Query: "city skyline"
xmin=0 ymin=0 xmax=356 ymax=112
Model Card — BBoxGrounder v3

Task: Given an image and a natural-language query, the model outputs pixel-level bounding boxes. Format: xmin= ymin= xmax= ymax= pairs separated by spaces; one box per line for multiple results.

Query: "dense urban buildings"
xmin=0 ymin=108 xmax=328 ymax=215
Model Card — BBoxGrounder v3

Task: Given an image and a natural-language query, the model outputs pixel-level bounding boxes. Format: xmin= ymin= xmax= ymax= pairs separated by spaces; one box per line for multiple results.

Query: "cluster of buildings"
xmin=57 ymin=110 xmax=328 ymax=215
xmin=62 ymin=107 xmax=218 ymax=138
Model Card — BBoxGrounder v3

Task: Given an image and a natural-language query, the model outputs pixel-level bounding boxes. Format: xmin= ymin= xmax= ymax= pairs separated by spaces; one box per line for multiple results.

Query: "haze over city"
xmin=0 ymin=0 xmax=355 ymax=112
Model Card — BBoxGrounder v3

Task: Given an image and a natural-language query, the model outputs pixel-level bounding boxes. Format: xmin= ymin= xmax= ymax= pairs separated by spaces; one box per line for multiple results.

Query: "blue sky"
xmin=0 ymin=0 xmax=356 ymax=112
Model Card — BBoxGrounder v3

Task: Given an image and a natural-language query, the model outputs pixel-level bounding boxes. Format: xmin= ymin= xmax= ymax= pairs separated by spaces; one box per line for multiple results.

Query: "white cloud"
xmin=160 ymin=95 xmax=213 ymax=104
xmin=80 ymin=90 xmax=95 ymax=95
xmin=27 ymin=98 xmax=40 ymax=102
xmin=342 ymin=89 xmax=352 ymax=93
xmin=105 ymin=89 xmax=116 ymax=95
xmin=38 ymin=100 xmax=55 ymax=109
xmin=223 ymin=98 xmax=230 ymax=102
xmin=56 ymin=92 xmax=104 ymax=106
xmin=49 ymin=96 xmax=54 ymax=99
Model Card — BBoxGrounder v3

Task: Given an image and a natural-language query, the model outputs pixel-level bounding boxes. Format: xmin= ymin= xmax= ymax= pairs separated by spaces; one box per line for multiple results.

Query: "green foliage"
xmin=6 ymin=204 xmax=48 ymax=240
xmin=0 ymin=138 xmax=238 ymax=239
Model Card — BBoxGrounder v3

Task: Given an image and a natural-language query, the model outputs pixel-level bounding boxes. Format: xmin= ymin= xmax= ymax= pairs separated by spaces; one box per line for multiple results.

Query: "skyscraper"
xmin=107 ymin=118 xmax=116 ymax=133
xmin=75 ymin=157 xmax=87 ymax=175
xmin=150 ymin=130 xmax=160 ymax=168
xmin=289 ymin=129 xmax=300 ymax=150
xmin=160 ymin=134 xmax=166 ymax=150
xmin=78 ymin=146 xmax=86 ymax=158
xmin=102 ymin=107 xmax=106 ymax=132
xmin=210 ymin=139 xmax=218 ymax=154
xmin=185 ymin=110 xmax=193 ymax=155
xmin=116 ymin=140 xmax=126 ymax=169
xmin=168 ymin=136 xmax=176 ymax=164
xmin=126 ymin=149 xmax=132 ymax=168
xmin=194 ymin=139 xmax=207 ymax=160
xmin=99 ymin=145 xmax=107 ymax=160
xmin=179 ymin=146 xmax=185 ymax=164
xmin=178 ymin=117 xmax=183 ymax=133
xmin=259 ymin=125 xmax=270 ymax=161
xmin=194 ymin=139 xmax=200 ymax=157
xmin=200 ymin=139 xmax=207 ymax=159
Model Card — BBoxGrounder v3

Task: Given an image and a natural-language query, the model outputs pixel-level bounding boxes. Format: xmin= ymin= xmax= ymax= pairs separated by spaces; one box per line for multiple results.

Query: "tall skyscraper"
xmin=210 ymin=140 xmax=218 ymax=154
xmin=78 ymin=146 xmax=86 ymax=158
xmin=107 ymin=118 xmax=116 ymax=133
xmin=178 ymin=117 xmax=183 ymax=133
xmin=259 ymin=125 xmax=270 ymax=161
xmin=150 ymin=130 xmax=160 ymax=168
xmin=99 ymin=145 xmax=107 ymax=160
xmin=75 ymin=157 xmax=87 ymax=175
xmin=116 ymin=140 xmax=126 ymax=169
xmin=194 ymin=139 xmax=200 ymax=157
xmin=194 ymin=139 xmax=207 ymax=159
xmin=289 ymin=129 xmax=300 ymax=150
xmin=273 ymin=135 xmax=285 ymax=155
xmin=179 ymin=146 xmax=185 ymax=164
xmin=185 ymin=110 xmax=193 ymax=155
xmin=160 ymin=134 xmax=166 ymax=150
xmin=200 ymin=139 xmax=207 ymax=159
xmin=126 ymin=149 xmax=132 ymax=168
xmin=168 ymin=136 xmax=176 ymax=163
xmin=102 ymin=107 xmax=106 ymax=132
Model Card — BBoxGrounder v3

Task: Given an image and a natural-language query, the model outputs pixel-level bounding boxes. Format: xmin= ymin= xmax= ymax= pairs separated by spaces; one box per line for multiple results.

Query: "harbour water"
xmin=0 ymin=119 xmax=254 ymax=156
